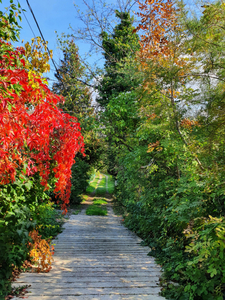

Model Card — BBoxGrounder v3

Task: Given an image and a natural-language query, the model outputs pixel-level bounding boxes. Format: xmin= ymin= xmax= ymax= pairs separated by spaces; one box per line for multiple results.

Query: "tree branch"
xmin=170 ymin=81 xmax=204 ymax=170
xmin=140 ymin=158 xmax=154 ymax=169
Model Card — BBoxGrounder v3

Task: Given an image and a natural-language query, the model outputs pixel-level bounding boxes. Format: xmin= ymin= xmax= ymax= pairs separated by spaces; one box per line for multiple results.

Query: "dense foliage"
xmin=53 ymin=39 xmax=102 ymax=203
xmin=96 ymin=1 xmax=225 ymax=299
xmin=0 ymin=2 xmax=84 ymax=297
xmin=2 ymin=0 xmax=225 ymax=299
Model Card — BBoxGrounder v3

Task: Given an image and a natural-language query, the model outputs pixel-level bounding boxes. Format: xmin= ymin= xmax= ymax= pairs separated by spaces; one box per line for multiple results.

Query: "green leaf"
xmin=16 ymin=229 xmax=23 ymax=236
xmin=25 ymin=181 xmax=33 ymax=190
xmin=208 ymin=268 xmax=217 ymax=277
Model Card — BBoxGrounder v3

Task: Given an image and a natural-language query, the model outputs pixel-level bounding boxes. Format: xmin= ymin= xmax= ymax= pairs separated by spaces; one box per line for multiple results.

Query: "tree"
xmin=70 ymin=0 xmax=138 ymax=55
xmin=57 ymin=0 xmax=140 ymax=95
xmin=182 ymin=1 xmax=225 ymax=171
xmin=52 ymin=39 xmax=103 ymax=202
xmin=91 ymin=10 xmax=141 ymax=175
xmin=53 ymin=39 xmax=97 ymax=162
xmin=101 ymin=90 xmax=141 ymax=175
xmin=97 ymin=10 xmax=140 ymax=107
xmin=0 ymin=3 xmax=85 ymax=295
xmin=0 ymin=37 xmax=84 ymax=207
xmin=52 ymin=40 xmax=92 ymax=119
xmin=108 ymin=2 xmax=225 ymax=299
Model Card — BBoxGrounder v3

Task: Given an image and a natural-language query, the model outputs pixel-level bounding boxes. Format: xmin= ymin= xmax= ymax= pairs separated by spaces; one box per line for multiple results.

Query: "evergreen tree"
xmin=97 ymin=11 xmax=140 ymax=107
xmin=52 ymin=41 xmax=92 ymax=120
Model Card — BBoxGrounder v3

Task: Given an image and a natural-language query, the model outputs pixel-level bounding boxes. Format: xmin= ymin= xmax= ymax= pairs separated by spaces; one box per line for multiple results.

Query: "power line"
xmin=25 ymin=0 xmax=94 ymax=91
xmin=47 ymin=77 xmax=95 ymax=88
xmin=25 ymin=0 xmax=66 ymax=90
xmin=16 ymin=0 xmax=36 ymax=38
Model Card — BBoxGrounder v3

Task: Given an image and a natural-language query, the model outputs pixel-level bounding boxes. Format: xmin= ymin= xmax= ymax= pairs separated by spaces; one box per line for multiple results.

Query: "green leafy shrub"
xmin=180 ymin=216 xmax=225 ymax=300
xmin=0 ymin=175 xmax=63 ymax=298
xmin=35 ymin=201 xmax=63 ymax=240
xmin=112 ymin=128 xmax=225 ymax=300
xmin=70 ymin=158 xmax=91 ymax=204
xmin=0 ymin=175 xmax=50 ymax=297
xmin=107 ymin=175 xmax=115 ymax=194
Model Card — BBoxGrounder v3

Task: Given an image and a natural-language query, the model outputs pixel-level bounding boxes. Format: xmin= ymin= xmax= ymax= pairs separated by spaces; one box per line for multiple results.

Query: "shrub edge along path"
xmin=12 ymin=200 xmax=166 ymax=299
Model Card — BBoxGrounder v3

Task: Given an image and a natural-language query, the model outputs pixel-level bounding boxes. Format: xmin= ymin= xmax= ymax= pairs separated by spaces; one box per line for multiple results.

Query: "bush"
xmin=0 ymin=175 xmax=48 ymax=297
xmin=35 ymin=201 xmax=63 ymax=240
xmin=107 ymin=175 xmax=115 ymax=194
xmin=0 ymin=179 xmax=63 ymax=298
xmin=113 ymin=136 xmax=225 ymax=300
xmin=70 ymin=158 xmax=91 ymax=204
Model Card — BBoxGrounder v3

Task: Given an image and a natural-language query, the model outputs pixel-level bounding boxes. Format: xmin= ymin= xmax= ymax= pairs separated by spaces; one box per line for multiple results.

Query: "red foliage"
xmin=0 ymin=40 xmax=84 ymax=210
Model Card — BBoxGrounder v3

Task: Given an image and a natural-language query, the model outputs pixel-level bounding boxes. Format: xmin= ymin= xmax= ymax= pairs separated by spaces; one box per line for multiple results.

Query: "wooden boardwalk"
xmin=13 ymin=204 xmax=166 ymax=300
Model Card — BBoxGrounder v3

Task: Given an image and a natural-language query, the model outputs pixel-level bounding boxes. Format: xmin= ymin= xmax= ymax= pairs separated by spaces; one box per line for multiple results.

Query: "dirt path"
xmin=13 ymin=204 xmax=166 ymax=300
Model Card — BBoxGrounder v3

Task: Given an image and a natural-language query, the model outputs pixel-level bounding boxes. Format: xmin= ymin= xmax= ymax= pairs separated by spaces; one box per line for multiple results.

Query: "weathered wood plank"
xmin=12 ymin=205 xmax=165 ymax=300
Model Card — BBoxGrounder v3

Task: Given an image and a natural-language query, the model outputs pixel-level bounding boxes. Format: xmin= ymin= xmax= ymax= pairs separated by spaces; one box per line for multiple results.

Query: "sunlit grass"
xmin=86 ymin=204 xmax=107 ymax=216
xmin=85 ymin=172 xmax=115 ymax=197
xmin=88 ymin=171 xmax=96 ymax=183
xmin=81 ymin=195 xmax=89 ymax=202
xmin=93 ymin=198 xmax=107 ymax=205
xmin=95 ymin=176 xmax=107 ymax=196
xmin=86 ymin=185 xmax=95 ymax=194
xmin=86 ymin=171 xmax=101 ymax=194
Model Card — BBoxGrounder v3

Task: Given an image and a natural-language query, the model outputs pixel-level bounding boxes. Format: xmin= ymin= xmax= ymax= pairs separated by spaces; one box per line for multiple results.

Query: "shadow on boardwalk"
xmin=12 ymin=201 xmax=166 ymax=300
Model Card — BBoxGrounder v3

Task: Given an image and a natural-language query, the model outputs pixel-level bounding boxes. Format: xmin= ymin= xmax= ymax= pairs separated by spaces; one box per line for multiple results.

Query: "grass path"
xmin=91 ymin=173 xmax=103 ymax=196
xmin=82 ymin=172 xmax=110 ymax=216
xmin=86 ymin=172 xmax=102 ymax=195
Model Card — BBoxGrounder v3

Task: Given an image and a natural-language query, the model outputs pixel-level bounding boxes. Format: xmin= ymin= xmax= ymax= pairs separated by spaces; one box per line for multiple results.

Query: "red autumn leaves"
xmin=0 ymin=39 xmax=84 ymax=210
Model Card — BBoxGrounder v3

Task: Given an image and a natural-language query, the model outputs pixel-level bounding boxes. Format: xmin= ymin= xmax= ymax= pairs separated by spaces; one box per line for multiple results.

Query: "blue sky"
xmin=1 ymin=0 xmax=101 ymax=84
xmin=1 ymin=0 xmax=204 ymax=87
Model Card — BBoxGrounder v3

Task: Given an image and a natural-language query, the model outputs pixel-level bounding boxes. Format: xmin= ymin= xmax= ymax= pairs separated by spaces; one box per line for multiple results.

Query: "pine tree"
xmin=97 ymin=11 xmax=140 ymax=107
xmin=52 ymin=41 xmax=92 ymax=120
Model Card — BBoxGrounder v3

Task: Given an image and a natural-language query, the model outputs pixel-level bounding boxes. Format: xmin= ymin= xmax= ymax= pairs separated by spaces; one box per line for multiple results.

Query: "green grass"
xmin=86 ymin=171 xmax=101 ymax=194
xmin=81 ymin=195 xmax=89 ymax=202
xmin=88 ymin=171 xmax=96 ymax=183
xmin=86 ymin=204 xmax=107 ymax=216
xmin=93 ymin=198 xmax=107 ymax=205
xmin=95 ymin=176 xmax=107 ymax=196
xmin=107 ymin=175 xmax=115 ymax=194
xmin=85 ymin=172 xmax=115 ymax=197
xmin=86 ymin=185 xmax=95 ymax=194
xmin=72 ymin=210 xmax=81 ymax=215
